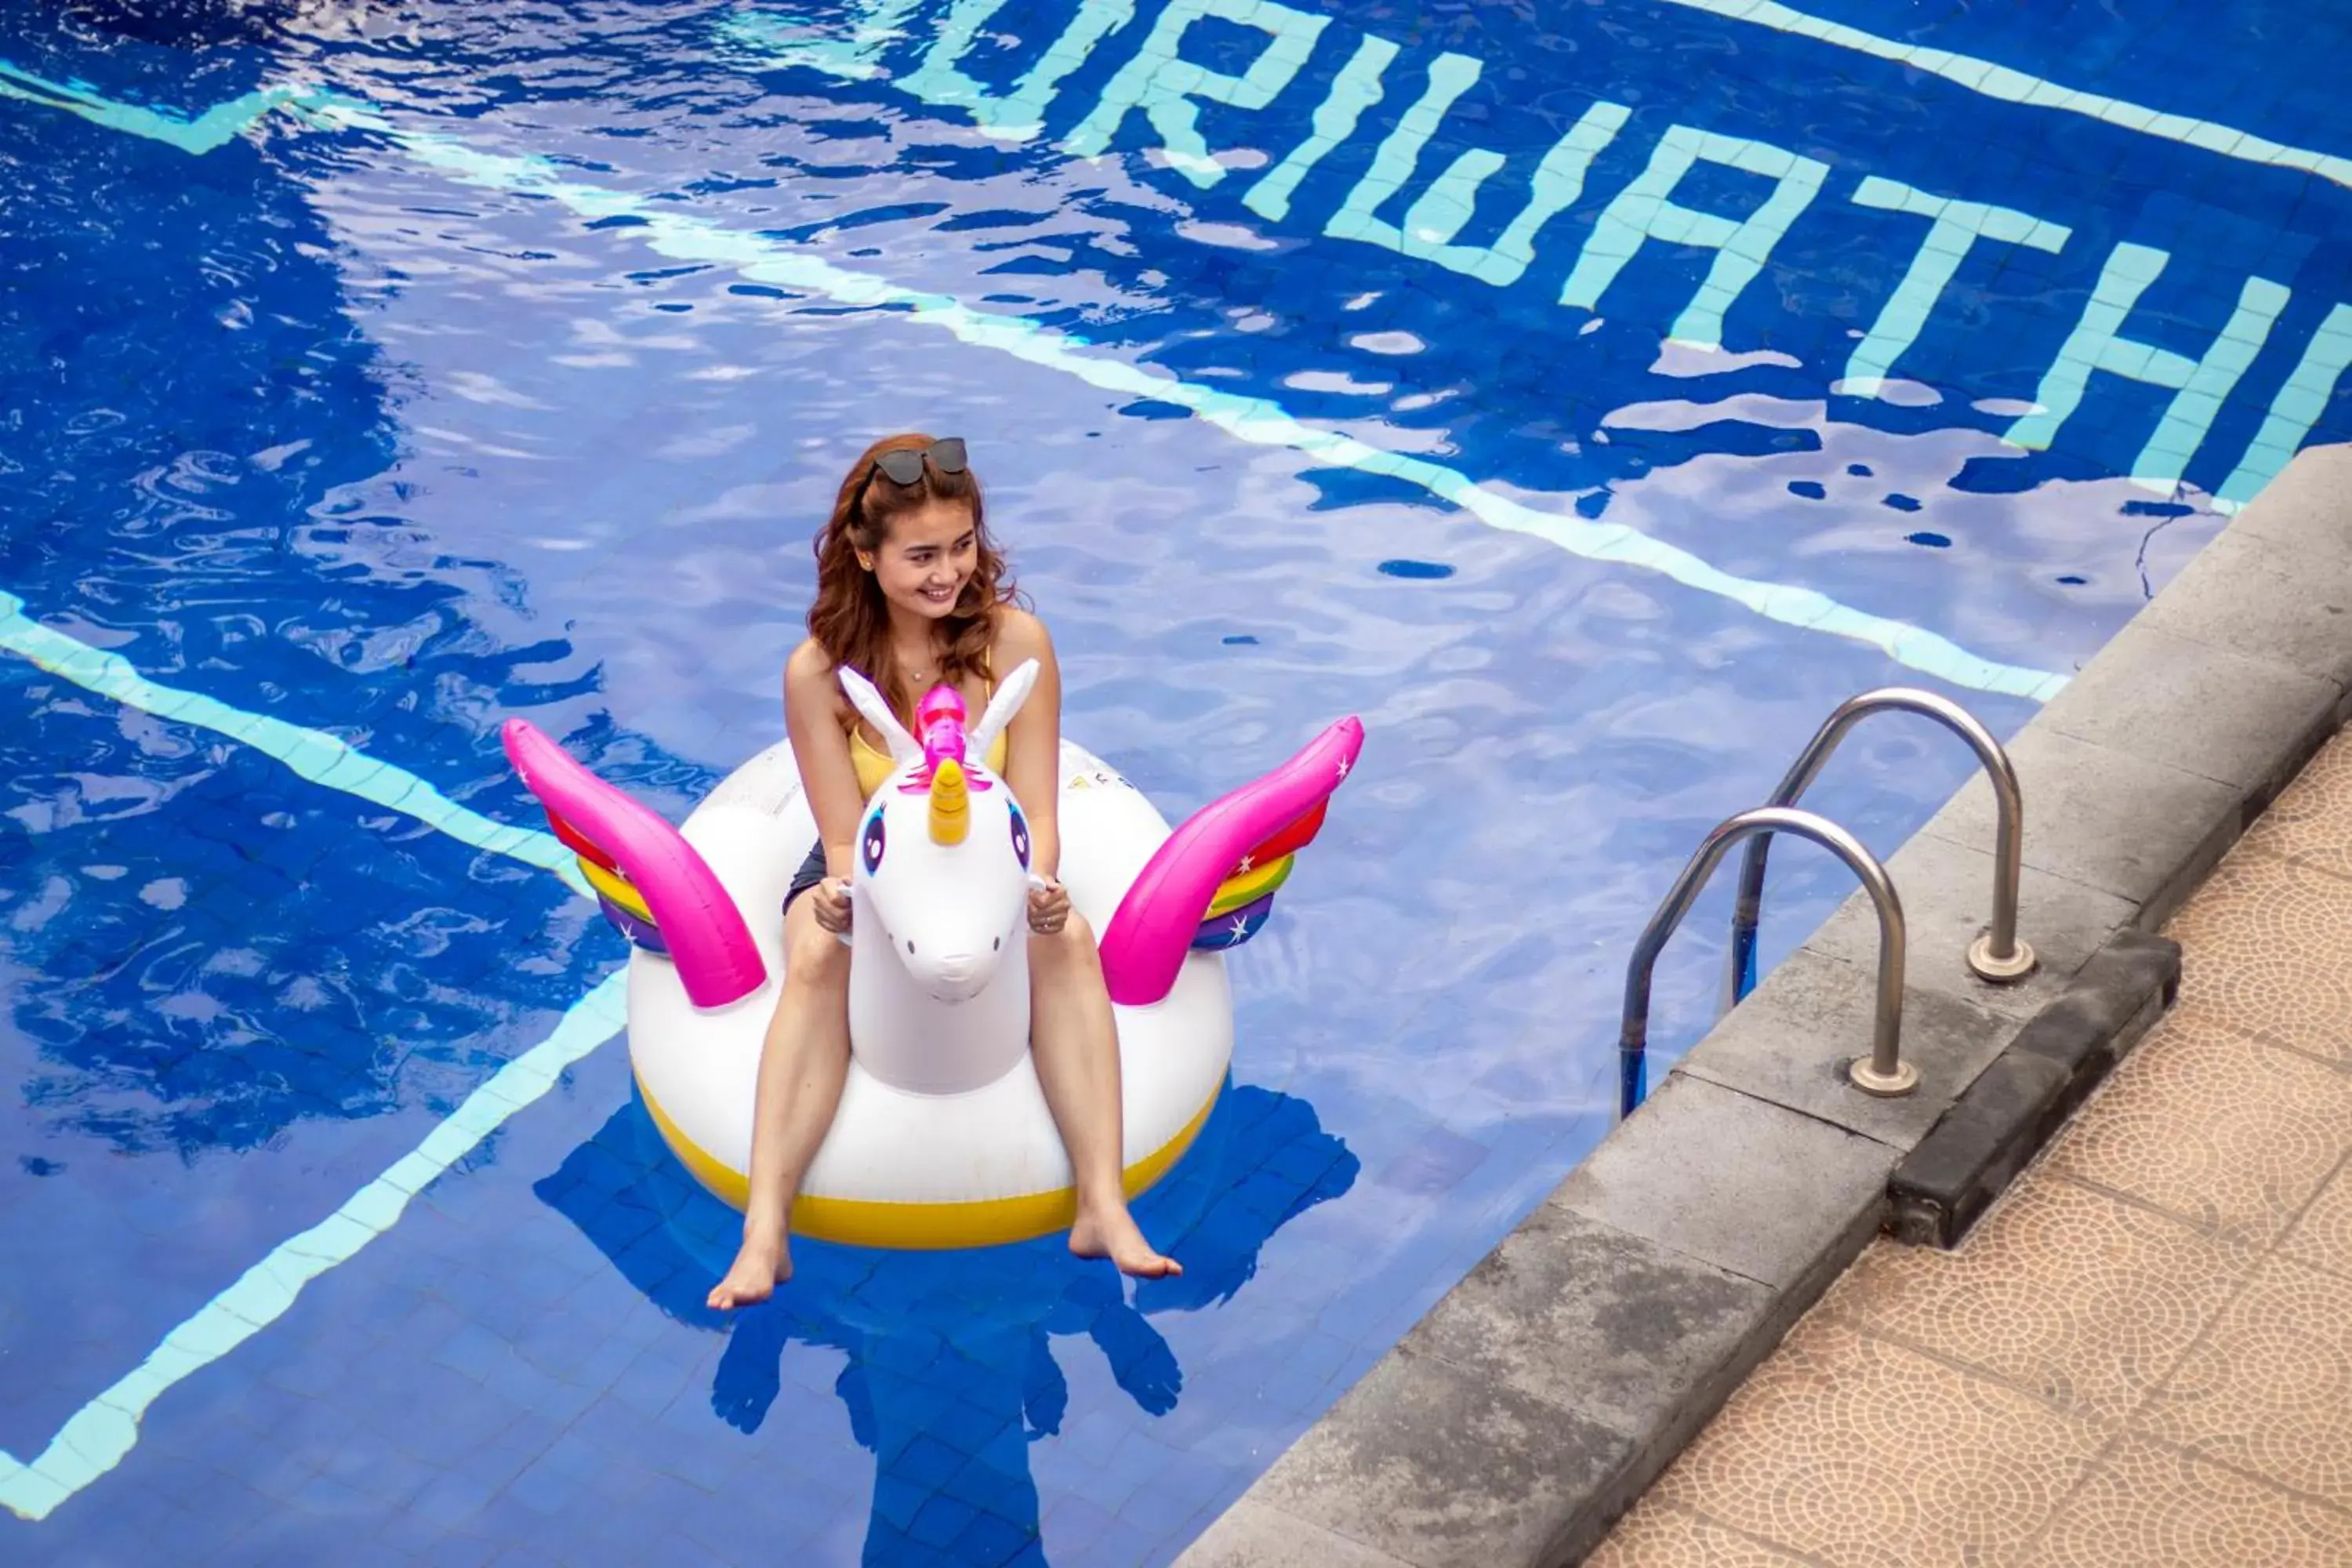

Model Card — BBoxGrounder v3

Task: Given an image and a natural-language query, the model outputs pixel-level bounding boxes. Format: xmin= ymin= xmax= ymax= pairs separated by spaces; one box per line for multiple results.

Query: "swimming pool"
xmin=4 ymin=0 xmax=2347 ymax=1561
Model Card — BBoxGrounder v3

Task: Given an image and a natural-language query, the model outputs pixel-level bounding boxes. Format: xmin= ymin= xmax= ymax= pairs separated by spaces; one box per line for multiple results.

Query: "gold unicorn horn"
xmin=928 ymin=759 xmax=970 ymax=845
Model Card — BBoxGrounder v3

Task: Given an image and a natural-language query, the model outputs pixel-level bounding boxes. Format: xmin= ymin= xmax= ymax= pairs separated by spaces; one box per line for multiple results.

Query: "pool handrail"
xmin=1725 ymin=687 xmax=2032 ymax=1009
xmin=1619 ymin=805 xmax=1914 ymax=1120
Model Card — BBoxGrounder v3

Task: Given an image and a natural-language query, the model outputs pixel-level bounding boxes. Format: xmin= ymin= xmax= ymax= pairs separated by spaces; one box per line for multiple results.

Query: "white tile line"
xmin=0 ymin=58 xmax=2071 ymax=699
xmin=2 ymin=587 xmax=631 ymax=1520
xmin=0 ymin=589 xmax=587 ymax=897
xmin=293 ymin=92 xmax=2069 ymax=699
xmin=0 ymin=975 xmax=628 ymax=1521
xmin=1652 ymin=0 xmax=2352 ymax=192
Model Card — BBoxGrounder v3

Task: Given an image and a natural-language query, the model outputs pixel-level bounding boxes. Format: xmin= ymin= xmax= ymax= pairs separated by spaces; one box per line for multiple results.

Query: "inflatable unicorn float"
xmin=501 ymin=661 xmax=1363 ymax=1250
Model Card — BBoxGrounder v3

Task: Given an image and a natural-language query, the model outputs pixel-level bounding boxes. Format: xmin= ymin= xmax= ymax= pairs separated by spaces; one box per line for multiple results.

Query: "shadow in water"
xmin=537 ymin=1080 xmax=1357 ymax=1566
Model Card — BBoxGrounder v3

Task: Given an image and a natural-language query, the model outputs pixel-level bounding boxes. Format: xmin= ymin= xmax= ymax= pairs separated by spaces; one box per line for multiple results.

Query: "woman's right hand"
xmin=811 ymin=877 xmax=853 ymax=936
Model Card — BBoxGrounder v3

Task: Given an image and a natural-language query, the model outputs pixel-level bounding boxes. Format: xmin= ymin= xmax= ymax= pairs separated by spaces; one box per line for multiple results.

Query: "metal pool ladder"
xmin=1616 ymin=688 xmax=2034 ymax=1122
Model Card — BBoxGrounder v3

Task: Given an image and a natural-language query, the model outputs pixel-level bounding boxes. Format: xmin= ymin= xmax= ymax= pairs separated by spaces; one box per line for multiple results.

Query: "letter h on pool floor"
xmin=2006 ymin=241 xmax=2293 ymax=494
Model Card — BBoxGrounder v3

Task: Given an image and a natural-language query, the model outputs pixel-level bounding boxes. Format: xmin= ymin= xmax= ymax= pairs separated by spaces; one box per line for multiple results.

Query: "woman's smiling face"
xmin=866 ymin=499 xmax=978 ymax=622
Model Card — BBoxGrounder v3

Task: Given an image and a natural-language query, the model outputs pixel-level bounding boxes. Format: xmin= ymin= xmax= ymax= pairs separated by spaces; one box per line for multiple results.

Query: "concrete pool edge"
xmin=1174 ymin=442 xmax=2352 ymax=1568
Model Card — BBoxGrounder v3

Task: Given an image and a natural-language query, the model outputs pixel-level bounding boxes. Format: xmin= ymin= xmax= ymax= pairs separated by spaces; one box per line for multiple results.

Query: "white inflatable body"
xmin=628 ymin=736 xmax=1234 ymax=1248
xmin=500 ymin=662 xmax=1364 ymax=1250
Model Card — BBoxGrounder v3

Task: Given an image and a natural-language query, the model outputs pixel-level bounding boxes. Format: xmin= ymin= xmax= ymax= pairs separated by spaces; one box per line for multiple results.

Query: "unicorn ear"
xmin=837 ymin=666 xmax=922 ymax=768
xmin=968 ymin=659 xmax=1040 ymax=762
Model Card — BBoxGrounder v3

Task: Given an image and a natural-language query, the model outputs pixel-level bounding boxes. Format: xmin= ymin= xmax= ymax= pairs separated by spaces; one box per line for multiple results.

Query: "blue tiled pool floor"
xmin=5 ymin=0 xmax=2352 ymax=1562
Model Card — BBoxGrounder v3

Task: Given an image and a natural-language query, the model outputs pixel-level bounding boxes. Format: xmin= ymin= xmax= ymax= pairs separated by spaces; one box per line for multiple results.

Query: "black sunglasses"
xmin=862 ymin=437 xmax=969 ymax=497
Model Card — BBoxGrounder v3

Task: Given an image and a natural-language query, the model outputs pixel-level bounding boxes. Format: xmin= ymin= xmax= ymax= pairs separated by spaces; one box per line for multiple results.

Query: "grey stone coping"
xmin=1888 ymin=928 xmax=2179 ymax=1249
xmin=1177 ymin=441 xmax=2352 ymax=1568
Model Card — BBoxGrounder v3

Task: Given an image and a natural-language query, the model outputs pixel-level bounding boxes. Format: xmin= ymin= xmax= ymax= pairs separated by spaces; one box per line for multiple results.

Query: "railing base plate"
xmin=1847 ymin=1058 xmax=1921 ymax=1096
xmin=1966 ymin=931 xmax=2038 ymax=984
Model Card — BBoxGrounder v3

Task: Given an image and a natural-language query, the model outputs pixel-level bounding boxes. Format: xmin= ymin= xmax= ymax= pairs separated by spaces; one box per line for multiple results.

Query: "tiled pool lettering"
xmin=724 ymin=0 xmax=2352 ymax=510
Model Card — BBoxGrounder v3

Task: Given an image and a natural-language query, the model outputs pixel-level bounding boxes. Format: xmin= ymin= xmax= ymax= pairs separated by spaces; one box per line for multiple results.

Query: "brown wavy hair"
xmin=807 ymin=433 xmax=1018 ymax=723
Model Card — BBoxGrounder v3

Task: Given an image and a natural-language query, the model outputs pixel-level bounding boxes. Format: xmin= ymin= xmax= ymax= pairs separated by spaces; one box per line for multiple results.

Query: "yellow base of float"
xmin=614 ymin=736 xmax=1237 ymax=1251
xmin=502 ymin=661 xmax=1363 ymax=1257
xmin=637 ymin=1069 xmax=1222 ymax=1250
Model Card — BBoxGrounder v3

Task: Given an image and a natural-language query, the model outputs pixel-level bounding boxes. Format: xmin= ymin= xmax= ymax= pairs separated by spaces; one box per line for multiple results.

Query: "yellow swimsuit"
xmin=845 ymin=657 xmax=1007 ymax=800
xmin=848 ymin=709 xmax=1007 ymax=797
xmin=789 ymin=658 xmax=1009 ymax=907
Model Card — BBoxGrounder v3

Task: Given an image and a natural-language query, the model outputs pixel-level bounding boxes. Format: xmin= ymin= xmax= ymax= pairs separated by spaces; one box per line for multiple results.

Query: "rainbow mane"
xmin=502 ymin=718 xmax=766 ymax=1007
xmin=1098 ymin=717 xmax=1362 ymax=1005
xmin=546 ymin=800 xmax=670 ymax=956
xmin=1189 ymin=796 xmax=1330 ymax=952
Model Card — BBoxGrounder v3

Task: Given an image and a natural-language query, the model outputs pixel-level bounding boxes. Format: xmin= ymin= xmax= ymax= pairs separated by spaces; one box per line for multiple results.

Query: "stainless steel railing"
xmin=1724 ymin=688 xmax=2033 ymax=1007
xmin=1618 ymin=806 xmax=1915 ymax=1121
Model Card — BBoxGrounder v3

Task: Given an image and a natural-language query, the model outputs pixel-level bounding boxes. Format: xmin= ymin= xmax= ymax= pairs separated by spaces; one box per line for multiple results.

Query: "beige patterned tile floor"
xmin=2045 ymin=997 xmax=2352 ymax=1248
xmin=1593 ymin=724 xmax=2352 ymax=1567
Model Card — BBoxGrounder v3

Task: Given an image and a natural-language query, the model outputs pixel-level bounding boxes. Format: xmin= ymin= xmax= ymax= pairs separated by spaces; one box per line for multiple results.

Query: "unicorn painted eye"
xmin=1008 ymin=804 xmax=1030 ymax=869
xmin=862 ymin=811 xmax=887 ymax=873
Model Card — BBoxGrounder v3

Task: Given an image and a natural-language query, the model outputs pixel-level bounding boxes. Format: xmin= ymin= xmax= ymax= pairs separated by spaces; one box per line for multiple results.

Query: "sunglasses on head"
xmin=864 ymin=437 xmax=969 ymax=492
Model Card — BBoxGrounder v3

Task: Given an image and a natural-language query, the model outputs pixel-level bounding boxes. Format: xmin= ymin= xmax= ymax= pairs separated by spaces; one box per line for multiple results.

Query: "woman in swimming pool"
xmin=707 ymin=434 xmax=1181 ymax=1309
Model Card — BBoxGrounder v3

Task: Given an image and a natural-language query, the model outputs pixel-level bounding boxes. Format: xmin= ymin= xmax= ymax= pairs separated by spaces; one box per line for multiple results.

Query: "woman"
xmin=707 ymin=434 xmax=1181 ymax=1309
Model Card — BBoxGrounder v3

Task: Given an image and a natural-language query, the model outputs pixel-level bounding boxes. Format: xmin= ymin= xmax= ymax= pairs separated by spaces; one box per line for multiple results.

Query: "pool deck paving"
xmin=1593 ymin=720 xmax=2352 ymax=1566
xmin=1178 ymin=442 xmax=2352 ymax=1567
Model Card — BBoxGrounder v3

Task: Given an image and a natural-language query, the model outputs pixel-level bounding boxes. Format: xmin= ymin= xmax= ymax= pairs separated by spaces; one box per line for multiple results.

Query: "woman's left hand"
xmin=1028 ymin=877 xmax=1071 ymax=936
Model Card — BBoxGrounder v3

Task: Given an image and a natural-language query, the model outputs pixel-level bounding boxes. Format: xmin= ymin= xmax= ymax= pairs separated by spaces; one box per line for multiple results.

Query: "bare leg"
xmin=1029 ymin=913 xmax=1181 ymax=1279
xmin=707 ymin=897 xmax=851 ymax=1310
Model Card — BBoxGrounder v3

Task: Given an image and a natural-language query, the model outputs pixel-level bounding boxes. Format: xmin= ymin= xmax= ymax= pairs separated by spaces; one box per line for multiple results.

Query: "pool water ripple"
xmin=4 ymin=0 xmax=2350 ymax=1561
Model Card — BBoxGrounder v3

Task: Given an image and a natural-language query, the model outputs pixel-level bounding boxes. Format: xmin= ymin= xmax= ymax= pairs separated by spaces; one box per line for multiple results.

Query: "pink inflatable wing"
xmin=1098 ymin=717 xmax=1365 ymax=1007
xmin=501 ymin=718 xmax=768 ymax=1008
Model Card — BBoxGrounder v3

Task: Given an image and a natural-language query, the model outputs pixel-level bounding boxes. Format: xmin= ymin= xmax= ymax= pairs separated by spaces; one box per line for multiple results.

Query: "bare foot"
xmin=1070 ymin=1205 xmax=1182 ymax=1279
xmin=707 ymin=1227 xmax=791 ymax=1310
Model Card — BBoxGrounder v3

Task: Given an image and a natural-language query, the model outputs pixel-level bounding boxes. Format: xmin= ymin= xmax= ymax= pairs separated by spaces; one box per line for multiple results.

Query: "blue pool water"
xmin=4 ymin=0 xmax=2349 ymax=1561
